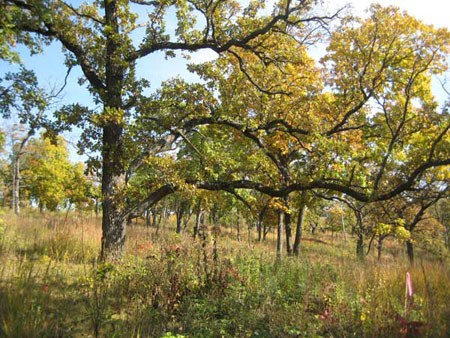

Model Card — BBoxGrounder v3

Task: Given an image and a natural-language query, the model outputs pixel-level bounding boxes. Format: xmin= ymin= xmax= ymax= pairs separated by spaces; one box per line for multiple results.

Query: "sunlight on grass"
xmin=1 ymin=209 xmax=449 ymax=337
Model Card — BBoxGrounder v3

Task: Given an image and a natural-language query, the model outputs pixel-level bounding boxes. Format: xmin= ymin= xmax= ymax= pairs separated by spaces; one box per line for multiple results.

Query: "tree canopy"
xmin=2 ymin=1 xmax=449 ymax=259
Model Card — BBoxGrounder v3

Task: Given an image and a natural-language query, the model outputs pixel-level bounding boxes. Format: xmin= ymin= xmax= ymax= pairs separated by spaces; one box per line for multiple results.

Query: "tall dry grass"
xmin=0 ymin=208 xmax=449 ymax=337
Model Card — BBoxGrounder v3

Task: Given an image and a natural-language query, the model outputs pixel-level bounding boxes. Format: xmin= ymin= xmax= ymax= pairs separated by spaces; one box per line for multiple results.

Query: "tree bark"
xmin=11 ymin=130 xmax=33 ymax=216
xmin=257 ymin=203 xmax=268 ymax=242
xmin=445 ymin=227 xmax=450 ymax=250
xmin=355 ymin=211 xmax=365 ymax=261
xmin=236 ymin=214 xmax=241 ymax=242
xmin=283 ymin=196 xmax=292 ymax=256
xmin=101 ymin=167 xmax=126 ymax=260
xmin=356 ymin=231 xmax=364 ymax=261
xmin=176 ymin=205 xmax=184 ymax=234
xmin=95 ymin=199 xmax=100 ymax=218
xmin=247 ymin=219 xmax=252 ymax=244
xmin=257 ymin=216 xmax=263 ymax=242
xmin=12 ymin=156 xmax=20 ymax=215
xmin=100 ymin=0 xmax=127 ymax=261
xmin=341 ymin=214 xmax=347 ymax=240
xmin=277 ymin=211 xmax=284 ymax=262
xmin=285 ymin=211 xmax=293 ymax=255
xmin=293 ymin=201 xmax=306 ymax=256
xmin=263 ymin=221 xmax=268 ymax=241
xmin=193 ymin=201 xmax=201 ymax=239
xmin=127 ymin=213 xmax=133 ymax=226
xmin=406 ymin=240 xmax=414 ymax=264
xmin=377 ymin=239 xmax=382 ymax=261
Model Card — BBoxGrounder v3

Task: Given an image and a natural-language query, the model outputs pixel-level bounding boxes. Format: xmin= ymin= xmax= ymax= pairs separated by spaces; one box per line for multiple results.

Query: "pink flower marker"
xmin=406 ymin=272 xmax=413 ymax=297
xmin=405 ymin=272 xmax=414 ymax=314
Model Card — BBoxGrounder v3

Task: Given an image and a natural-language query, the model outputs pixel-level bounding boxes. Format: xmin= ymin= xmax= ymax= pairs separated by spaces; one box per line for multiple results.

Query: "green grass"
xmin=1 ymin=209 xmax=449 ymax=337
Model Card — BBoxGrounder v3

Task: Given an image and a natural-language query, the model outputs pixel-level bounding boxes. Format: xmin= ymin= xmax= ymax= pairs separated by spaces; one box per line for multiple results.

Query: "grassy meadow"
xmin=0 ymin=209 xmax=449 ymax=337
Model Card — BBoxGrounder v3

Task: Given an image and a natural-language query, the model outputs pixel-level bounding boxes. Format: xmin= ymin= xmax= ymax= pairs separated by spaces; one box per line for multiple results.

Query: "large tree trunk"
xmin=293 ymin=201 xmax=306 ymax=256
xmin=100 ymin=163 xmax=126 ymax=260
xmin=100 ymin=0 xmax=127 ymax=261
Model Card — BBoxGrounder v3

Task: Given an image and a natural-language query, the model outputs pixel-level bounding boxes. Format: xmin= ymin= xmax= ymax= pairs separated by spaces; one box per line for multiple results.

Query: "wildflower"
xmin=319 ymin=309 xmax=332 ymax=322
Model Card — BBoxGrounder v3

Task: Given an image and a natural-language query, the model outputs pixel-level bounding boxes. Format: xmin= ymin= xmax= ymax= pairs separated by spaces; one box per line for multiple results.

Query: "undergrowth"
xmin=0 ymin=210 xmax=449 ymax=337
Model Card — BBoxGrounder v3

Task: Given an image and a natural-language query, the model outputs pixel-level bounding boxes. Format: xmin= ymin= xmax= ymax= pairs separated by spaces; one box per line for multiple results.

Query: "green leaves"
xmin=21 ymin=135 xmax=95 ymax=211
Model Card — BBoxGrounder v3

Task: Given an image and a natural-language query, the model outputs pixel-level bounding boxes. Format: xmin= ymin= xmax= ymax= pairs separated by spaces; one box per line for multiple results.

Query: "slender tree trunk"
xmin=176 ymin=206 xmax=184 ymax=234
xmin=445 ymin=227 xmax=450 ymax=250
xmin=9 ymin=135 xmax=15 ymax=212
xmin=182 ymin=209 xmax=193 ymax=231
xmin=277 ymin=211 xmax=284 ymax=262
xmin=285 ymin=211 xmax=292 ymax=255
xmin=145 ymin=209 xmax=150 ymax=227
xmin=95 ymin=199 xmax=100 ymax=218
xmin=293 ymin=202 xmax=306 ymax=256
xmin=406 ymin=240 xmax=414 ymax=264
xmin=155 ymin=207 xmax=161 ymax=227
xmin=162 ymin=204 xmax=168 ymax=228
xmin=257 ymin=204 xmax=268 ymax=242
xmin=156 ymin=208 xmax=164 ymax=234
xmin=237 ymin=214 xmax=241 ymax=242
xmin=377 ymin=239 xmax=382 ymax=261
xmin=263 ymin=221 xmax=268 ymax=241
xmin=356 ymin=231 xmax=364 ymax=261
xmin=311 ymin=220 xmax=317 ymax=235
xmin=283 ymin=196 xmax=293 ymax=256
xmin=355 ymin=210 xmax=365 ymax=261
xmin=193 ymin=202 xmax=201 ymax=239
xmin=12 ymin=156 xmax=20 ymax=215
xmin=257 ymin=217 xmax=262 ymax=242
xmin=200 ymin=211 xmax=206 ymax=239
xmin=11 ymin=131 xmax=32 ymax=216
xmin=341 ymin=214 xmax=347 ymax=240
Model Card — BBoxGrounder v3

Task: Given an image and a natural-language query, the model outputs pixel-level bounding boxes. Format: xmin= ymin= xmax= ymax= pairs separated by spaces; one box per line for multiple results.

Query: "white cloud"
xmin=324 ymin=0 xmax=450 ymax=29
xmin=189 ymin=49 xmax=219 ymax=65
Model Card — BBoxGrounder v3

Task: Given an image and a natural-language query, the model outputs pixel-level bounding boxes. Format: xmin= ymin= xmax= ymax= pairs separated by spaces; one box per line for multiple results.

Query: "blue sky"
xmin=2 ymin=0 xmax=450 ymax=162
